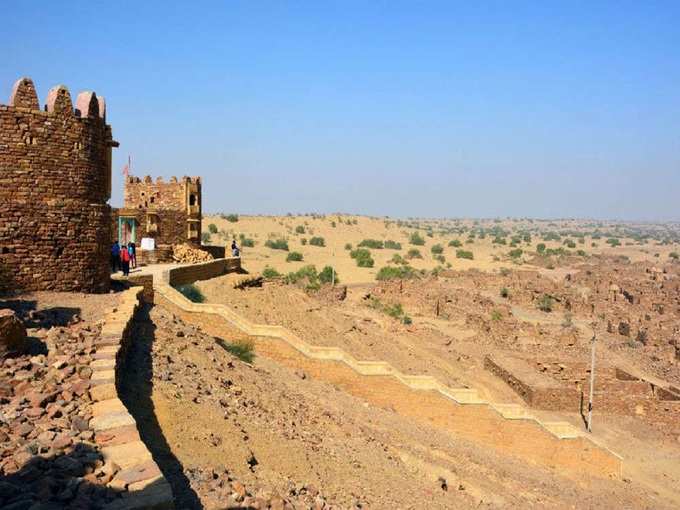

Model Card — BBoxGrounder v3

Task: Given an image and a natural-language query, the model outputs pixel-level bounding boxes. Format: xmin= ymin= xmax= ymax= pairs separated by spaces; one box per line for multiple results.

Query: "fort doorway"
xmin=118 ymin=217 xmax=137 ymax=245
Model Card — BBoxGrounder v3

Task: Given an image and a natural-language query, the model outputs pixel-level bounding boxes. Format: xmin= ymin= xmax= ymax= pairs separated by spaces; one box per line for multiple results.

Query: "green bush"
xmin=536 ymin=243 xmax=546 ymax=254
xmin=201 ymin=232 xmax=211 ymax=244
xmin=284 ymin=265 xmax=319 ymax=286
xmin=239 ymin=233 xmax=255 ymax=247
xmin=491 ymin=310 xmax=502 ymax=321
xmin=508 ymin=248 xmax=523 ymax=259
xmin=409 ymin=232 xmax=425 ymax=245
xmin=351 ymin=248 xmax=374 ymax=268
xmin=309 ymin=236 xmax=326 ymax=247
xmin=384 ymin=240 xmax=402 ymax=250
xmin=368 ymin=297 xmax=411 ymax=324
xmin=448 ymin=239 xmax=462 ymax=248
xmin=176 ymin=284 xmax=205 ymax=303
xmin=208 ymin=223 xmax=218 ymax=234
xmin=319 ymin=266 xmax=338 ymax=284
xmin=220 ymin=338 xmax=254 ymax=363
xmin=265 ymin=239 xmax=289 ymax=251
xmin=456 ymin=249 xmax=474 ymax=260
xmin=359 ymin=239 xmax=384 ymax=249
xmin=536 ymin=294 xmax=554 ymax=312
xmin=434 ymin=254 xmax=446 ymax=264
xmin=224 ymin=213 xmax=239 ymax=223
xmin=431 ymin=244 xmax=444 ymax=255
xmin=493 ymin=236 xmax=507 ymax=245
xmin=301 ymin=238 xmax=307 ymax=245
xmin=344 ymin=243 xmax=352 ymax=250
xmin=262 ymin=266 xmax=281 ymax=279
xmin=295 ymin=225 xmax=305 ymax=234
xmin=286 ymin=251 xmax=303 ymax=262
xmin=406 ymin=248 xmax=422 ymax=259
xmin=500 ymin=287 xmax=509 ymax=298
xmin=376 ymin=265 xmax=416 ymax=281
xmin=607 ymin=238 xmax=621 ymax=247
xmin=391 ymin=253 xmax=407 ymax=265
xmin=669 ymin=252 xmax=679 ymax=260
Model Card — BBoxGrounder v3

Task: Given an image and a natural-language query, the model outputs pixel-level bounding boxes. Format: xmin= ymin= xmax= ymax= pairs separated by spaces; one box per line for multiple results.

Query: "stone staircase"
xmin=154 ymin=280 xmax=623 ymax=475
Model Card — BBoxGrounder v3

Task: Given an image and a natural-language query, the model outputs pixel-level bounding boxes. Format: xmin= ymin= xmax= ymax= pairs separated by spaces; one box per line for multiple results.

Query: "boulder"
xmin=0 ymin=309 xmax=28 ymax=357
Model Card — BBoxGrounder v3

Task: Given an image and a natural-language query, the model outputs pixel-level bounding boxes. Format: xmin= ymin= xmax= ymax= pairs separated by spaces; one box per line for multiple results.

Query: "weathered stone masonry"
xmin=0 ymin=77 xmax=117 ymax=292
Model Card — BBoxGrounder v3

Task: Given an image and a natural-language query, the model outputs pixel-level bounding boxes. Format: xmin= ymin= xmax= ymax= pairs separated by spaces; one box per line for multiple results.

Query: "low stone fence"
xmin=199 ymin=244 xmax=226 ymax=259
xmin=90 ymin=287 xmax=174 ymax=510
xmin=164 ymin=257 xmax=241 ymax=287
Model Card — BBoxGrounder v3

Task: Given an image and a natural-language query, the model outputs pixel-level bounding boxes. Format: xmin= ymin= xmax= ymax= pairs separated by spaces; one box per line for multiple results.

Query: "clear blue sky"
xmin=2 ymin=1 xmax=679 ymax=220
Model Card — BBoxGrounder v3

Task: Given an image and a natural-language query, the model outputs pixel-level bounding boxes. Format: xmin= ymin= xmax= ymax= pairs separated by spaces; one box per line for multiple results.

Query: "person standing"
xmin=120 ymin=244 xmax=130 ymax=276
xmin=128 ymin=242 xmax=137 ymax=269
xmin=111 ymin=241 xmax=120 ymax=273
xmin=231 ymin=239 xmax=240 ymax=257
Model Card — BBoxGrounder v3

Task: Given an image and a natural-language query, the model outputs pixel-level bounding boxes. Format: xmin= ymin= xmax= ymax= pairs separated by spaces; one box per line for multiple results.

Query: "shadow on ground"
xmin=117 ymin=303 xmax=203 ymax=509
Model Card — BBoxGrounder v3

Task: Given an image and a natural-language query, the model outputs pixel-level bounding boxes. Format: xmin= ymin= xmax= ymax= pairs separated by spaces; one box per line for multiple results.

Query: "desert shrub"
xmin=286 ymin=251 xmax=303 ymax=262
xmin=265 ymin=238 xmax=289 ymax=251
xmin=201 ymin=232 xmax=211 ymax=244
xmin=431 ymin=244 xmax=444 ymax=255
xmin=536 ymin=294 xmax=554 ymax=312
xmin=500 ymin=287 xmax=509 ymax=298
xmin=499 ymin=267 xmax=511 ymax=276
xmin=344 ymin=243 xmax=352 ymax=250
xmin=448 ymin=239 xmax=462 ymax=248
xmin=456 ymin=249 xmax=474 ymax=260
xmin=607 ymin=238 xmax=621 ymax=247
xmin=262 ymin=266 xmax=281 ymax=279
xmin=523 ymin=233 xmax=532 ymax=243
xmin=491 ymin=310 xmax=502 ymax=321
xmin=331 ymin=221 xmax=336 ymax=228
xmin=493 ymin=236 xmax=507 ymax=245
xmin=309 ymin=236 xmax=326 ymax=247
xmin=409 ymin=232 xmax=425 ymax=245
xmin=391 ymin=253 xmax=407 ymax=265
xmin=208 ymin=223 xmax=218 ymax=234
xmin=224 ymin=213 xmax=239 ymax=223
xmin=564 ymin=240 xmax=576 ymax=249
xmin=368 ymin=298 xmax=411 ymax=324
xmin=221 ymin=338 xmax=255 ymax=363
xmin=576 ymin=249 xmax=587 ymax=257
xmin=300 ymin=238 xmax=307 ymax=245
xmin=295 ymin=225 xmax=305 ymax=234
xmin=384 ymin=240 xmax=402 ymax=250
xmin=508 ymin=248 xmax=523 ymax=259
xmin=434 ymin=254 xmax=446 ymax=264
xmin=536 ymin=243 xmax=546 ymax=254
xmin=176 ymin=284 xmax=205 ymax=303
xmin=350 ymin=248 xmax=374 ymax=268
xmin=284 ymin=265 xmax=319 ymax=289
xmin=406 ymin=248 xmax=422 ymax=259
xmin=562 ymin=312 xmax=573 ymax=328
xmin=359 ymin=239 xmax=384 ymax=249
xmin=319 ymin=266 xmax=338 ymax=284
xmin=376 ymin=265 xmax=416 ymax=281
xmin=238 ymin=233 xmax=255 ymax=247
xmin=670 ymin=252 xmax=679 ymax=260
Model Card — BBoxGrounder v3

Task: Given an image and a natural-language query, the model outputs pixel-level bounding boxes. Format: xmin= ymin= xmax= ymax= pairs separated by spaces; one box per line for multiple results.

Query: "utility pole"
xmin=587 ymin=332 xmax=597 ymax=433
xmin=331 ymin=251 xmax=335 ymax=286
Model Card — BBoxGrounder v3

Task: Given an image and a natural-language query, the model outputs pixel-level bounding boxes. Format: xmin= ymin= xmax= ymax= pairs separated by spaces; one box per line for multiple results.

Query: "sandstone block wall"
xmin=0 ymin=77 xmax=116 ymax=293
xmin=165 ymin=257 xmax=242 ymax=287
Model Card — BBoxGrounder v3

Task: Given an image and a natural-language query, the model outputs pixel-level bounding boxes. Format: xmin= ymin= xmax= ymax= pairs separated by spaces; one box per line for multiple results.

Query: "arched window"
xmin=189 ymin=194 xmax=197 ymax=206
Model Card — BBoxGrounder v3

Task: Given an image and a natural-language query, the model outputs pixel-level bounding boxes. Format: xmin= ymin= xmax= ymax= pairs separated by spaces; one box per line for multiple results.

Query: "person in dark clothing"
xmin=231 ymin=239 xmax=240 ymax=257
xmin=111 ymin=241 xmax=120 ymax=273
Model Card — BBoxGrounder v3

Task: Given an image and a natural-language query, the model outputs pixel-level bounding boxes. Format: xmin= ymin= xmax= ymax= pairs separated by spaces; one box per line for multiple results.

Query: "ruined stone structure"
xmin=112 ymin=175 xmax=202 ymax=262
xmin=0 ymin=77 xmax=117 ymax=292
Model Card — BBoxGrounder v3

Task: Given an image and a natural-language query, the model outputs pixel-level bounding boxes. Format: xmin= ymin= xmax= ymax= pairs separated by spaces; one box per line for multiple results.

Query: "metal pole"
xmin=587 ymin=334 xmax=596 ymax=432
xmin=331 ymin=251 xmax=335 ymax=286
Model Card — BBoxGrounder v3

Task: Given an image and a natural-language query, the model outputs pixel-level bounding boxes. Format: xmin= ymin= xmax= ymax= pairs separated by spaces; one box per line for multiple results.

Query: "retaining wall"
xmin=165 ymin=257 xmax=241 ymax=287
xmin=90 ymin=287 xmax=174 ymax=509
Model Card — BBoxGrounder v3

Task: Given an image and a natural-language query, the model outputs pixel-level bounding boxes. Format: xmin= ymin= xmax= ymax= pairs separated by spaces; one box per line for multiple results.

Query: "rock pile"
xmin=172 ymin=243 xmax=213 ymax=264
xmin=0 ymin=318 xmax=124 ymax=509
xmin=0 ymin=309 xmax=28 ymax=357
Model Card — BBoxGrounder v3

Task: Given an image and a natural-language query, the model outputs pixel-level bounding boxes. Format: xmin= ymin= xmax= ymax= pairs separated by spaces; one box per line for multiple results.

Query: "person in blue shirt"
xmin=111 ymin=241 xmax=120 ymax=273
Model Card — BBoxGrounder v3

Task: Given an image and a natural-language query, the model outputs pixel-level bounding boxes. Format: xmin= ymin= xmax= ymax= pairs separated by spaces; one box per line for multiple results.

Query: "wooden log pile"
xmin=172 ymin=243 xmax=213 ymax=264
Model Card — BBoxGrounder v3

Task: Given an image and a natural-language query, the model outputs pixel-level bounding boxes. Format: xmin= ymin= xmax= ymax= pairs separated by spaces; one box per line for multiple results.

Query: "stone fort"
xmin=0 ymin=77 xmax=117 ymax=293
xmin=112 ymin=175 xmax=203 ymax=263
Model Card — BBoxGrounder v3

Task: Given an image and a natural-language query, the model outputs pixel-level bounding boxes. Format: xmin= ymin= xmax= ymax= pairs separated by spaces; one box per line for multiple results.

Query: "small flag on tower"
xmin=122 ymin=155 xmax=131 ymax=177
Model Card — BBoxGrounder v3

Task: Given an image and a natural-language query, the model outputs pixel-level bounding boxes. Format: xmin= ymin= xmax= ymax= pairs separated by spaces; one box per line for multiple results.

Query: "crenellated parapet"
xmin=0 ymin=76 xmax=117 ymax=293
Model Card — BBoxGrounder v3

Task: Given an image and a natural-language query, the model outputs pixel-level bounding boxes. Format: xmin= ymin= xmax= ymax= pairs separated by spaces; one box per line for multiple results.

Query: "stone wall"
xmin=0 ymin=77 xmax=116 ymax=293
xmin=165 ymin=257 xmax=242 ymax=287
xmin=112 ymin=208 xmax=188 ymax=248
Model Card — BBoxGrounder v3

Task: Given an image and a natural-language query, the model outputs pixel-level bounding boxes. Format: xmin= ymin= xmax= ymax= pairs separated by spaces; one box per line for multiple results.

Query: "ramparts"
xmin=0 ymin=77 xmax=117 ymax=292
